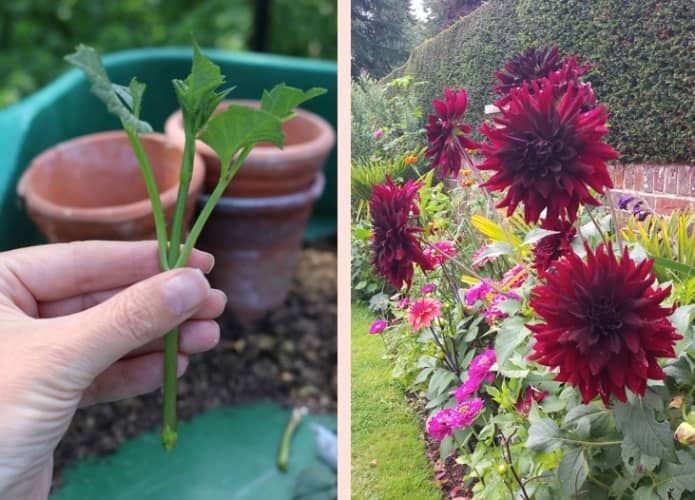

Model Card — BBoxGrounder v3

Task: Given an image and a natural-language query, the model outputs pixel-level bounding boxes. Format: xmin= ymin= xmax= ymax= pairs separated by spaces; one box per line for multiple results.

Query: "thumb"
xmin=64 ymin=267 xmax=210 ymax=378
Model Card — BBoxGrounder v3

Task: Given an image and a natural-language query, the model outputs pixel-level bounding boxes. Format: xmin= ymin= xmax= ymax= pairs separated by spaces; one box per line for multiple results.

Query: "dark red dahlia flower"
xmin=546 ymin=56 xmax=594 ymax=108
xmin=425 ymin=87 xmax=478 ymax=178
xmin=370 ymin=177 xmax=433 ymax=290
xmin=478 ymin=81 xmax=619 ymax=224
xmin=532 ymin=219 xmax=577 ymax=274
xmin=494 ymin=46 xmax=562 ymax=99
xmin=528 ymin=243 xmax=681 ymax=405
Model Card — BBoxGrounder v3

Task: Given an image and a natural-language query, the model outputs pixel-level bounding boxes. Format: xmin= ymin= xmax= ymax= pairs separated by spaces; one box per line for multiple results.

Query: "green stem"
xmin=125 ymin=128 xmax=169 ymax=270
xmin=277 ymin=408 xmax=305 ymax=471
xmin=560 ymin=437 xmax=622 ymax=447
xmin=586 ymin=207 xmax=609 ymax=247
xmin=161 ymin=328 xmax=179 ymax=451
xmin=167 ymin=123 xmax=196 ymax=264
xmin=176 ymin=146 xmax=253 ymax=267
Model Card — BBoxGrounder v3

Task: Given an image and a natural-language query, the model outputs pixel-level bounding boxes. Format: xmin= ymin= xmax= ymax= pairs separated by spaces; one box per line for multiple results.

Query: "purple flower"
xmin=396 ymin=297 xmax=411 ymax=309
xmin=374 ymin=128 xmax=383 ymax=140
xmin=454 ymin=377 xmax=483 ymax=402
xmin=452 ymin=397 xmax=485 ymax=427
xmin=427 ymin=408 xmax=457 ymax=441
xmin=464 ymin=280 xmax=493 ymax=306
xmin=368 ymin=320 xmax=388 ymax=334
xmin=618 ymin=194 xmax=634 ymax=210
xmin=421 ymin=283 xmax=437 ymax=294
xmin=468 ymin=349 xmax=496 ymax=381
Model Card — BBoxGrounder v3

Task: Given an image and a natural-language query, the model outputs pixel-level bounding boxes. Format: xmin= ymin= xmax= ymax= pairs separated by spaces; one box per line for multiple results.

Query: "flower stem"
xmin=124 ymin=129 xmax=169 ymax=270
xmin=176 ymin=146 xmax=253 ymax=267
xmin=167 ymin=124 xmax=197 ymax=265
xmin=161 ymin=328 xmax=179 ymax=451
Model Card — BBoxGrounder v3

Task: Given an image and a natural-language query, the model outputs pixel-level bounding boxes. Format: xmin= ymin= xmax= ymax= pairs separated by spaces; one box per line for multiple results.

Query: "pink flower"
xmin=368 ymin=320 xmax=388 ymax=334
xmin=374 ymin=128 xmax=383 ymax=140
xmin=408 ymin=297 xmax=442 ymax=331
xmin=396 ymin=297 xmax=411 ymax=309
xmin=427 ymin=408 xmax=457 ymax=441
xmin=515 ymin=386 xmax=549 ymax=417
xmin=424 ymin=241 xmax=457 ymax=266
xmin=502 ymin=264 xmax=527 ymax=288
xmin=468 ymin=349 xmax=496 ymax=381
xmin=464 ymin=280 xmax=493 ymax=306
xmin=454 ymin=377 xmax=483 ymax=402
xmin=453 ymin=397 xmax=485 ymax=427
xmin=421 ymin=283 xmax=437 ymax=294
xmin=485 ymin=290 xmax=521 ymax=325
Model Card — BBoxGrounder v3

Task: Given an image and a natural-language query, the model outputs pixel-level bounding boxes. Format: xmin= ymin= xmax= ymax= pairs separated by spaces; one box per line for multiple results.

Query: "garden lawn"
xmin=351 ymin=304 xmax=440 ymax=500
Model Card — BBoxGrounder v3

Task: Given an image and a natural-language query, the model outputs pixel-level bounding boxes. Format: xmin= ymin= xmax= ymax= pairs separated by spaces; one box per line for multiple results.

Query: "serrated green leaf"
xmin=526 ymin=418 xmax=563 ymax=453
xmin=494 ymin=316 xmax=531 ymax=368
xmin=200 ymin=104 xmax=283 ymax=171
xmin=65 ymin=45 xmax=152 ymax=133
xmin=664 ymin=356 xmax=695 ymax=385
xmin=557 ymin=447 xmax=588 ymax=497
xmin=562 ymin=403 xmax=609 ymax=428
xmin=656 ymin=449 xmax=695 ymax=499
xmin=613 ymin=399 xmax=677 ymax=463
xmin=261 ymin=83 xmax=327 ymax=122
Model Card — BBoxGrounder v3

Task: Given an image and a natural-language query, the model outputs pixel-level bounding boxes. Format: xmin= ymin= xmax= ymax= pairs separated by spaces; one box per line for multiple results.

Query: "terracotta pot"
xmin=18 ymin=131 xmax=205 ymax=242
xmin=197 ymin=173 xmax=325 ymax=320
xmin=164 ymin=100 xmax=335 ymax=197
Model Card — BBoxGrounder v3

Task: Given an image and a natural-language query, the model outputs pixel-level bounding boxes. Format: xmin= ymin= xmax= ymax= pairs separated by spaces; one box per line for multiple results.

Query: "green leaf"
xmin=200 ymin=104 xmax=284 ymax=171
xmin=621 ymin=434 xmax=661 ymax=473
xmin=261 ymin=83 xmax=327 ymax=122
xmin=656 ymin=449 xmax=695 ymax=500
xmin=653 ymin=255 xmax=695 ymax=277
xmin=562 ymin=403 xmax=609 ymax=428
xmin=494 ymin=316 xmax=531 ymax=368
xmin=65 ymin=45 xmax=152 ymax=133
xmin=613 ymin=399 xmax=677 ymax=462
xmin=526 ymin=418 xmax=563 ymax=453
xmin=557 ymin=448 xmax=588 ymax=498
xmin=172 ymin=39 xmax=233 ymax=133
xmin=521 ymin=228 xmax=559 ymax=247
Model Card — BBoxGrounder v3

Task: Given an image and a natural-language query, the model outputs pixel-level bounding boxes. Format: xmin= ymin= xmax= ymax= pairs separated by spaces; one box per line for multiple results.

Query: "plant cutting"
xmin=66 ymin=40 xmax=325 ymax=450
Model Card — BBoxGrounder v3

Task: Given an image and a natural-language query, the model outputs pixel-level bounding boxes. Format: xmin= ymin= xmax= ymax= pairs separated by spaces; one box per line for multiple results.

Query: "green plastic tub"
xmin=0 ymin=47 xmax=336 ymax=251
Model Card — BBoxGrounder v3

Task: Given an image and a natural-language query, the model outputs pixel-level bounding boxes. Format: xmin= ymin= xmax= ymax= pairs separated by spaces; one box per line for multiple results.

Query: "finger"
xmin=79 ymin=353 xmax=188 ymax=407
xmin=38 ymin=286 xmax=226 ymax=319
xmin=0 ymin=240 xmax=214 ymax=303
xmin=60 ymin=267 xmax=210 ymax=378
xmin=125 ymin=320 xmax=220 ymax=357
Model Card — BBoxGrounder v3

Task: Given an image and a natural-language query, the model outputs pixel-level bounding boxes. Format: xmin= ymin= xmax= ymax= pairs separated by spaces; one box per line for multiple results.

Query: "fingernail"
xmin=176 ymin=354 xmax=189 ymax=377
xmin=212 ymin=288 xmax=227 ymax=306
xmin=163 ymin=269 xmax=208 ymax=315
xmin=204 ymin=253 xmax=215 ymax=274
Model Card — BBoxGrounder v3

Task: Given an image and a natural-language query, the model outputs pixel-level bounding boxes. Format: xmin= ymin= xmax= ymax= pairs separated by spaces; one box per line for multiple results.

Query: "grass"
xmin=351 ymin=303 xmax=440 ymax=500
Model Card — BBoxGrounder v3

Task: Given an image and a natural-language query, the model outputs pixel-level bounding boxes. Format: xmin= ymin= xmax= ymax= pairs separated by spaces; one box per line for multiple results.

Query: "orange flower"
xmin=461 ymin=179 xmax=475 ymax=187
xmin=462 ymin=168 xmax=472 ymax=176
xmin=404 ymin=155 xmax=418 ymax=165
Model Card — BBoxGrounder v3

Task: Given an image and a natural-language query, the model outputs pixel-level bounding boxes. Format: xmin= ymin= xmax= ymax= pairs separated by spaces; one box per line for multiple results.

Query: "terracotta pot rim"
xmin=165 ymin=100 xmax=335 ymax=164
xmin=18 ymin=131 xmax=205 ymax=223
xmin=199 ymin=173 xmax=325 ymax=211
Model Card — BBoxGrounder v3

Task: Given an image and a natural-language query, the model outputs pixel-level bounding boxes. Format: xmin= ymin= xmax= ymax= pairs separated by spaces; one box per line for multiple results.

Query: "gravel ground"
xmin=52 ymin=242 xmax=337 ymax=490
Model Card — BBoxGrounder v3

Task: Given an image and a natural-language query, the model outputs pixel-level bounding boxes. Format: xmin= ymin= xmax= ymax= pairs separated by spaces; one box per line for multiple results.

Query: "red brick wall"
xmin=609 ymin=164 xmax=695 ymax=214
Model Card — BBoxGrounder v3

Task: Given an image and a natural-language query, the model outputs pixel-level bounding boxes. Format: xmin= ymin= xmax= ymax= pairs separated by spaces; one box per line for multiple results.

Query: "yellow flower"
xmin=404 ymin=155 xmax=418 ymax=165
xmin=462 ymin=168 xmax=472 ymax=176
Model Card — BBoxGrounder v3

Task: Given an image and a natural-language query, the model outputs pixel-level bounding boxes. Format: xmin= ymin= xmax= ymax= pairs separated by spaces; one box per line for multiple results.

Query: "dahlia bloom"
xmin=479 ymin=81 xmax=619 ymax=225
xmin=486 ymin=291 xmax=521 ymax=324
xmin=404 ymin=155 xmax=418 ymax=165
xmin=425 ymin=87 xmax=478 ymax=178
xmin=532 ymin=219 xmax=576 ymax=274
xmin=427 ymin=398 xmax=485 ymax=441
xmin=370 ymin=178 xmax=433 ymax=290
xmin=424 ymin=241 xmax=457 ymax=267
xmin=454 ymin=377 xmax=483 ymax=403
xmin=368 ymin=320 xmax=388 ymax=334
xmin=471 ymin=245 xmax=497 ymax=269
xmin=408 ymin=297 xmax=442 ymax=331
xmin=468 ymin=349 xmax=496 ymax=381
xmin=529 ymin=243 xmax=681 ymax=404
xmin=465 ymin=279 xmax=494 ymax=306
xmin=494 ymin=45 xmax=563 ymax=102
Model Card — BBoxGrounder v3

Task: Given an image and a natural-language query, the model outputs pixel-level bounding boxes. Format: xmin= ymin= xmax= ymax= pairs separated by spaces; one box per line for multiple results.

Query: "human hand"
xmin=0 ymin=241 xmax=225 ymax=499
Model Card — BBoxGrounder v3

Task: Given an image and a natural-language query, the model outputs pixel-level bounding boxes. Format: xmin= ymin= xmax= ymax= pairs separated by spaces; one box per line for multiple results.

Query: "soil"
xmin=51 ymin=241 xmax=337 ymax=490
xmin=408 ymin=393 xmax=474 ymax=500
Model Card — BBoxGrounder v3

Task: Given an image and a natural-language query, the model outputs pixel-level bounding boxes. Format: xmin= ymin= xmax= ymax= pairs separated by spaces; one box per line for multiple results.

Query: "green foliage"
xmin=351 ymin=156 xmax=421 ymax=218
xmin=260 ymin=84 xmax=327 ymax=122
xmin=385 ymin=0 xmax=695 ymax=163
xmin=351 ymin=73 xmax=426 ymax=163
xmin=0 ymin=0 xmax=335 ymax=108
xmin=350 ymin=221 xmax=386 ymax=303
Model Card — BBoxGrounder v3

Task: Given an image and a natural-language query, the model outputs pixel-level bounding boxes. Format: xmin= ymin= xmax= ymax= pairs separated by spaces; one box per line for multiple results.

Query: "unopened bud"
xmin=674 ymin=422 xmax=695 ymax=445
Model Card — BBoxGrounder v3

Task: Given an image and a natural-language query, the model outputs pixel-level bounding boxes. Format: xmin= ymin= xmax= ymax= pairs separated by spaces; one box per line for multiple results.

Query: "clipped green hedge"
xmin=386 ymin=0 xmax=695 ymax=164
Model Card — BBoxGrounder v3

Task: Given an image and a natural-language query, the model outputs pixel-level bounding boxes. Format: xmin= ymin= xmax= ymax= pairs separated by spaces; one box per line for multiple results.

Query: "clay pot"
xmin=18 ymin=131 xmax=205 ymax=242
xmin=164 ymin=100 xmax=335 ymax=197
xmin=197 ymin=174 xmax=325 ymax=321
